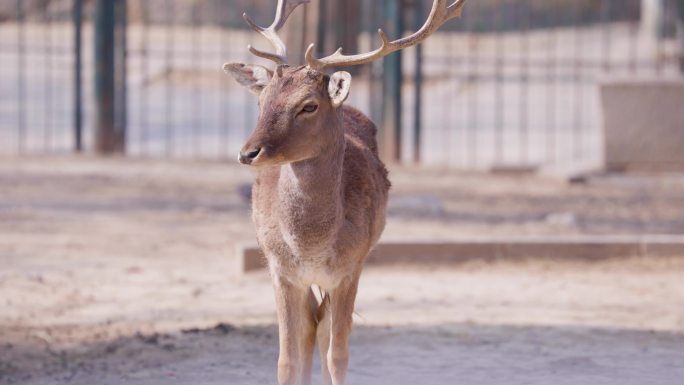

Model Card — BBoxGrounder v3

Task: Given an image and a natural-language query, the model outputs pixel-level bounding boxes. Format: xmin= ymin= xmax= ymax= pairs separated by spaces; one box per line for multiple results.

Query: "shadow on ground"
xmin=2 ymin=322 xmax=684 ymax=385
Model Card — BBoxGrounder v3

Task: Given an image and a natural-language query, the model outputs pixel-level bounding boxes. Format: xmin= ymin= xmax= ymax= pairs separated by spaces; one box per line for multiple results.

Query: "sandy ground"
xmin=1 ymin=156 xmax=684 ymax=384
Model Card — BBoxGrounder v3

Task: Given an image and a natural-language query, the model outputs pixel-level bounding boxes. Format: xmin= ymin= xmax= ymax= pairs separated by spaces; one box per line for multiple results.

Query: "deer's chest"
xmin=259 ymin=225 xmax=343 ymax=289
xmin=253 ymin=204 xmax=346 ymax=289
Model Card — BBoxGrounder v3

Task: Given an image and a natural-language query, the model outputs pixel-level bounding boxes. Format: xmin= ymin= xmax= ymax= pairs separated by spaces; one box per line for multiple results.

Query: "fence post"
xmin=16 ymin=0 xmax=25 ymax=153
xmin=678 ymin=0 xmax=684 ymax=73
xmin=641 ymin=0 xmax=663 ymax=38
xmin=413 ymin=0 xmax=424 ymax=163
xmin=73 ymin=0 xmax=83 ymax=152
xmin=114 ymin=0 xmax=127 ymax=149
xmin=94 ymin=0 xmax=124 ymax=154
xmin=317 ymin=0 xmax=328 ymax=57
xmin=380 ymin=0 xmax=403 ymax=163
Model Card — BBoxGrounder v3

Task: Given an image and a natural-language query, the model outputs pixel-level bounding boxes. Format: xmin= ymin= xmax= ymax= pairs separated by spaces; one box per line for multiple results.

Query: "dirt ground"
xmin=1 ymin=156 xmax=684 ymax=385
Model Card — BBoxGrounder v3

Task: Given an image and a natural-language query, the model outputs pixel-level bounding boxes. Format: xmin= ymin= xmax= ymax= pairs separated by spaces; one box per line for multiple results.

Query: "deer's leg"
xmin=316 ymin=293 xmax=333 ymax=385
xmin=300 ymin=288 xmax=319 ymax=385
xmin=326 ymin=275 xmax=360 ymax=385
xmin=272 ymin=276 xmax=313 ymax=385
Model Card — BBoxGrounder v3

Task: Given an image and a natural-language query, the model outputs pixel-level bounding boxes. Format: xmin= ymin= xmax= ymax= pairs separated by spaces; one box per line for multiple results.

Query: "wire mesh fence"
xmin=0 ymin=0 xmax=682 ymax=171
xmin=411 ymin=0 xmax=683 ymax=170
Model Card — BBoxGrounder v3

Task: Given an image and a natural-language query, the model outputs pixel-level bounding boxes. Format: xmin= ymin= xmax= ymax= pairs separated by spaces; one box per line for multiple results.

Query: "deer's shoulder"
xmin=340 ymin=105 xmax=391 ymax=211
xmin=340 ymin=106 xmax=379 ymax=156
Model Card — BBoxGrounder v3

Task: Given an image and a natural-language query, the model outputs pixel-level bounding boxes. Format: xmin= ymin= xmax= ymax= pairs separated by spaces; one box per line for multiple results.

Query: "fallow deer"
xmin=223 ymin=1 xmax=467 ymax=384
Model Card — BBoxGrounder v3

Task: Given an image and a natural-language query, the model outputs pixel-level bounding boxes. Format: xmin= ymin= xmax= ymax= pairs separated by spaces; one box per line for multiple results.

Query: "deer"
xmin=223 ymin=1 xmax=467 ymax=384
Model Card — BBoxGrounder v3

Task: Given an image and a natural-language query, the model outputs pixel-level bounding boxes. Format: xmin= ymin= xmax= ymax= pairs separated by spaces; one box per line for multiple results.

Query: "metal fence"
xmin=411 ymin=0 xmax=684 ymax=171
xmin=0 ymin=0 xmax=682 ymax=171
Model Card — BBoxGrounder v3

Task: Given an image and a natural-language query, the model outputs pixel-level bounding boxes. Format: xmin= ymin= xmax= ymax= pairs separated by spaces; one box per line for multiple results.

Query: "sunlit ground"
xmin=1 ymin=156 xmax=683 ymax=384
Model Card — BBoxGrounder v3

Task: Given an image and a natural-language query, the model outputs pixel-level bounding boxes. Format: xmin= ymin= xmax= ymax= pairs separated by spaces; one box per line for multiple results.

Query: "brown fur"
xmin=229 ymin=65 xmax=389 ymax=385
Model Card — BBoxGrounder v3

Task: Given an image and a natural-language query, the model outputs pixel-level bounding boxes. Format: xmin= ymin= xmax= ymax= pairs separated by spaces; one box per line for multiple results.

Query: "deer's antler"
xmin=305 ymin=0 xmax=466 ymax=70
xmin=243 ymin=0 xmax=309 ymax=65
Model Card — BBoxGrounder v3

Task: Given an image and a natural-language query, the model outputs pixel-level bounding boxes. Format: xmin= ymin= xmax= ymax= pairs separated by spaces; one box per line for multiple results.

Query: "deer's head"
xmin=224 ymin=0 xmax=467 ymax=166
xmin=224 ymin=63 xmax=351 ymax=166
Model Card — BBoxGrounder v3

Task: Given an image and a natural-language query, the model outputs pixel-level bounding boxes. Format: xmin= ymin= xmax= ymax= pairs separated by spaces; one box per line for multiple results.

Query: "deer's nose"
xmin=238 ymin=147 xmax=262 ymax=165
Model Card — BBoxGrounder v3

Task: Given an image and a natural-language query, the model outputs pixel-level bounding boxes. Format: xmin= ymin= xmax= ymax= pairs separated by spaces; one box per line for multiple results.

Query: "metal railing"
xmin=0 ymin=0 xmax=682 ymax=172
xmin=408 ymin=0 xmax=683 ymax=171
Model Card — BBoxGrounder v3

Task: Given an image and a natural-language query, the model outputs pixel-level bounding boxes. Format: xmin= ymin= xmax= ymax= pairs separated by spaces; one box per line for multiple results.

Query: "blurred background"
xmin=1 ymin=1 xmax=684 ymax=385
xmin=1 ymin=0 xmax=682 ymax=170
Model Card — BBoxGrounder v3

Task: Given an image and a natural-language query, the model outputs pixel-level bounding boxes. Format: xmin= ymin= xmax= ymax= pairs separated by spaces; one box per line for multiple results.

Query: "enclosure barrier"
xmin=0 ymin=0 xmax=682 ymax=171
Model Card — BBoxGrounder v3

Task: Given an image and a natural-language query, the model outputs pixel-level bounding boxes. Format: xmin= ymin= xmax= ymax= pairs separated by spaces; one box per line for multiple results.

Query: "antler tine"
xmin=306 ymin=0 xmax=467 ymax=70
xmin=243 ymin=0 xmax=309 ymax=65
xmin=446 ymin=0 xmax=467 ymax=20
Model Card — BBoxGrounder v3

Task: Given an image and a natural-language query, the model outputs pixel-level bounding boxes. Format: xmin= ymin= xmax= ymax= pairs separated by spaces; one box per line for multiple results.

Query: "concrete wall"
xmin=601 ymin=80 xmax=684 ymax=171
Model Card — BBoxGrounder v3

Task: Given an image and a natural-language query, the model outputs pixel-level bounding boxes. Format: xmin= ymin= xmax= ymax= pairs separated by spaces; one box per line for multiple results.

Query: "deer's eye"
xmin=301 ymin=104 xmax=318 ymax=113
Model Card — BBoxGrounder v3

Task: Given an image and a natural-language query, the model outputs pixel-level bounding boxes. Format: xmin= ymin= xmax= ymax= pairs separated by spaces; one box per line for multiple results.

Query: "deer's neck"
xmin=276 ymin=117 xmax=345 ymax=254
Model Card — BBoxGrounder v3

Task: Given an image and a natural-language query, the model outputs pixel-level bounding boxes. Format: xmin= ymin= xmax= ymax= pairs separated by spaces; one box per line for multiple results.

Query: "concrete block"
xmin=601 ymin=80 xmax=684 ymax=171
xmin=236 ymin=243 xmax=266 ymax=272
xmin=499 ymin=239 xmax=642 ymax=261
xmin=236 ymin=236 xmax=684 ymax=274
xmin=643 ymin=235 xmax=684 ymax=257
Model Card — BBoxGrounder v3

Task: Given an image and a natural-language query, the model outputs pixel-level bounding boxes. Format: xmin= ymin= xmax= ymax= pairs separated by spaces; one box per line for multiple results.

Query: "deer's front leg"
xmin=326 ymin=274 xmax=360 ymax=385
xmin=272 ymin=276 xmax=315 ymax=385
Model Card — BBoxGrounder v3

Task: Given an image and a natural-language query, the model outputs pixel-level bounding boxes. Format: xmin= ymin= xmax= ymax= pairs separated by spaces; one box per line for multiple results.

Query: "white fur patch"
xmin=328 ymin=71 xmax=352 ymax=107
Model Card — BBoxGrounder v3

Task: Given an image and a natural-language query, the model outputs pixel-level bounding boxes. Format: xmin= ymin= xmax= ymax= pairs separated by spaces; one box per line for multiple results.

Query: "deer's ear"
xmin=328 ymin=71 xmax=352 ymax=108
xmin=223 ymin=63 xmax=273 ymax=95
